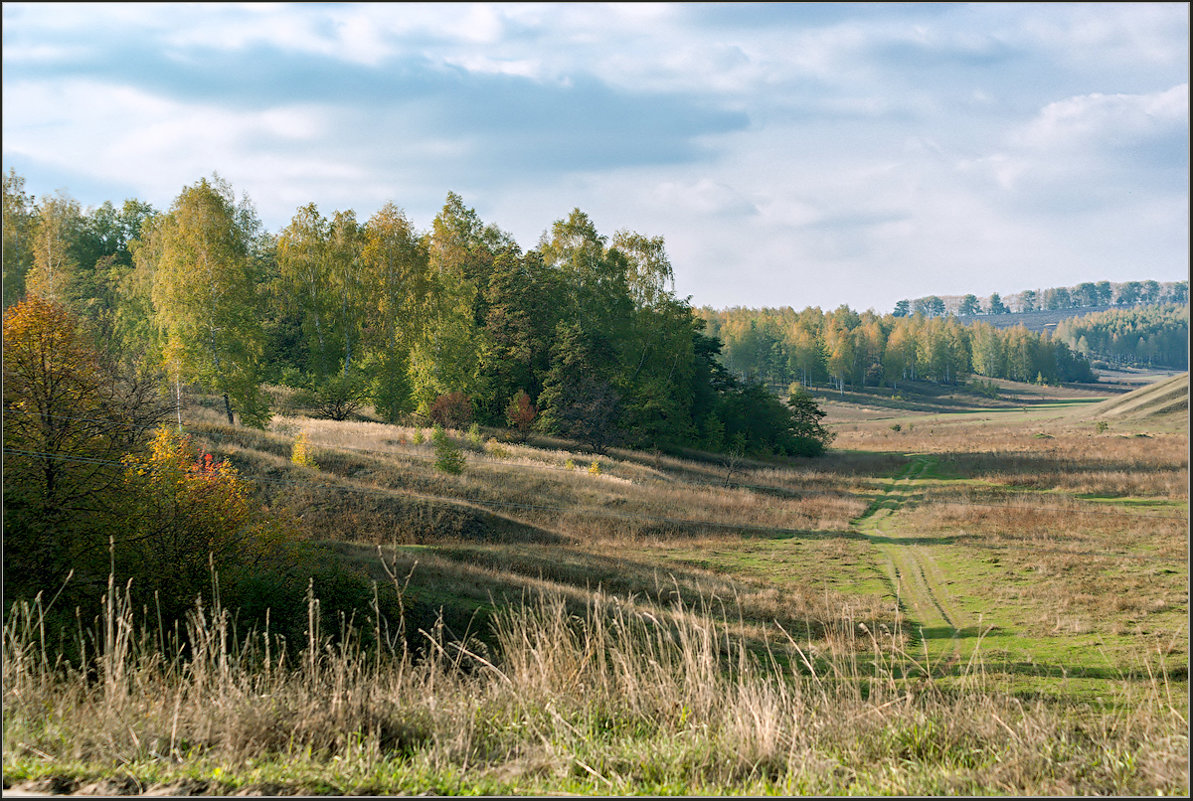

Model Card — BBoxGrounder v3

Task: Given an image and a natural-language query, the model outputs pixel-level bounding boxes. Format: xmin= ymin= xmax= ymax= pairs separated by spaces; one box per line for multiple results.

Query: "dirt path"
xmin=853 ymin=454 xmax=976 ymax=669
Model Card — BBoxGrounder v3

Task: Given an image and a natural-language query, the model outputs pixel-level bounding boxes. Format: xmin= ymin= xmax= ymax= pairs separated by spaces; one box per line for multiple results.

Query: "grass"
xmin=4 ymin=374 xmax=1189 ymax=795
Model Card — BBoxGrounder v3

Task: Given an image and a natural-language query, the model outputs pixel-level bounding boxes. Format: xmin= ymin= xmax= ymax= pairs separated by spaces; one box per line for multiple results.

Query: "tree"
xmin=1074 ymin=282 xmax=1099 ymax=307
xmin=1140 ymin=280 xmax=1162 ymax=305
xmin=409 ymin=193 xmax=495 ymax=412
xmin=138 ymin=176 xmax=269 ymax=427
xmin=277 ymin=203 xmax=335 ymax=378
xmin=892 ymin=299 xmax=910 ymax=317
xmin=1116 ymin=281 xmax=1142 ymax=306
xmin=958 ymin=294 xmax=981 ymax=316
xmin=3 ymin=296 xmax=167 ymax=601
xmin=1019 ymin=289 xmax=1038 ymax=312
xmin=1042 ymin=287 xmax=1072 ymax=310
xmin=785 ymin=384 xmax=834 ymax=456
xmin=429 ymin=391 xmax=474 ymax=429
xmin=25 ymin=190 xmax=84 ymax=304
xmin=505 ymin=389 xmax=537 ymax=441
xmin=987 ymin=292 xmax=1010 ymax=314
xmin=3 ymin=169 xmax=37 ymax=307
xmin=537 ymin=321 xmax=620 ymax=453
xmin=360 ymin=202 xmax=428 ymax=422
xmin=1094 ymin=281 xmax=1112 ymax=305
xmin=610 ymin=229 xmax=674 ymax=308
xmin=120 ymin=426 xmax=286 ymax=622
xmin=1166 ymin=280 xmax=1188 ymax=305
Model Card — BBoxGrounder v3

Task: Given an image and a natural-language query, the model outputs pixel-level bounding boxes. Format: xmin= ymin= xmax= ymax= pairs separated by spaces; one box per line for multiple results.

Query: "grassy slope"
xmin=183 ymin=376 xmax=1188 ymax=696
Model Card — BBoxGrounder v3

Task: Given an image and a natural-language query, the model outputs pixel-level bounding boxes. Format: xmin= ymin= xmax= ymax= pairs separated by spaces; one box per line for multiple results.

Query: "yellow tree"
xmin=138 ymin=177 xmax=268 ymax=427
xmin=3 ymin=296 xmax=166 ymax=597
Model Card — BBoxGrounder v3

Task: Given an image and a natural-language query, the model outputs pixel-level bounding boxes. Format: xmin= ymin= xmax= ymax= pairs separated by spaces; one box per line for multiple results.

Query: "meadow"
xmin=4 ymin=374 xmax=1188 ymax=796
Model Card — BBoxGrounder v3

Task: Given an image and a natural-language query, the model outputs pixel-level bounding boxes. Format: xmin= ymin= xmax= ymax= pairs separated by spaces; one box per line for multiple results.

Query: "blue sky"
xmin=3 ymin=2 xmax=1188 ymax=312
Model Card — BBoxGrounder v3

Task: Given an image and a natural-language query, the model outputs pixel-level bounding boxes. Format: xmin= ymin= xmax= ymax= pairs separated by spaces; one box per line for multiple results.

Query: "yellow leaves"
xmin=291 ymin=432 xmax=317 ymax=469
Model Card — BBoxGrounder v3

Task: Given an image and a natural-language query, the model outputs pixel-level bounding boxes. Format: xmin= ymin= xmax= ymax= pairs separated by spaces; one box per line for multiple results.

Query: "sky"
xmin=2 ymin=2 xmax=1189 ymax=313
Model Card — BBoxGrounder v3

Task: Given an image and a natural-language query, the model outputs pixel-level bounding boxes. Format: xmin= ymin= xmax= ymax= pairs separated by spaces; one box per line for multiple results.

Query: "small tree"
xmin=431 ymin=424 xmax=466 ymax=474
xmin=505 ymin=389 xmax=537 ymax=441
xmin=314 ymin=371 xmax=368 ymax=421
xmin=291 ymin=431 xmax=317 ymax=468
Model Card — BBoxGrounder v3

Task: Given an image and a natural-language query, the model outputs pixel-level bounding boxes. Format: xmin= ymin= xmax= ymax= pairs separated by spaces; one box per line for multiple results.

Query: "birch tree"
xmin=139 ymin=177 xmax=268 ymax=426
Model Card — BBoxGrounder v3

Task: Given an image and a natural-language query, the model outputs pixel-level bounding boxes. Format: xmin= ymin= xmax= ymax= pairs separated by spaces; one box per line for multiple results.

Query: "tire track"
xmin=853 ymin=455 xmax=972 ymax=661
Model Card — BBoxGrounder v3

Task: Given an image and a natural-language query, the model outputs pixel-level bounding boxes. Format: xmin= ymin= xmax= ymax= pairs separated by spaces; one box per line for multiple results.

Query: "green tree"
xmin=25 ymin=190 xmax=84 ymax=304
xmin=958 ymin=294 xmax=981 ymax=316
xmin=610 ymin=229 xmax=674 ymax=308
xmin=137 ymin=176 xmax=269 ymax=427
xmin=360 ymin=202 xmax=428 ymax=421
xmin=277 ymin=203 xmax=335 ymax=378
xmin=1074 ymin=282 xmax=1100 ymax=307
xmin=1116 ymin=281 xmax=1143 ymax=306
xmin=3 ymin=169 xmax=37 ymax=307
xmin=537 ymin=321 xmax=620 ymax=453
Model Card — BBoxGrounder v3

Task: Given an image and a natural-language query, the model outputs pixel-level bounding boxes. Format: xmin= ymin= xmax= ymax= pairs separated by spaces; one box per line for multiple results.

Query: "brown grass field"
xmin=4 ymin=373 xmax=1188 ymax=795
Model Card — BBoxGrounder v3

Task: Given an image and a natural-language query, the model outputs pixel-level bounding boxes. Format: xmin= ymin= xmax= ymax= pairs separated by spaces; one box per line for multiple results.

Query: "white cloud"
xmin=1016 ymin=85 xmax=1188 ymax=150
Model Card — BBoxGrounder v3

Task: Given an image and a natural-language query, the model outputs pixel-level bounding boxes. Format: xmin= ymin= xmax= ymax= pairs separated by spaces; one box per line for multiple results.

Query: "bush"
xmin=467 ymin=423 xmax=484 ymax=450
xmin=429 ymin=392 xmax=473 ymax=430
xmin=314 ymin=372 xmax=369 ymax=421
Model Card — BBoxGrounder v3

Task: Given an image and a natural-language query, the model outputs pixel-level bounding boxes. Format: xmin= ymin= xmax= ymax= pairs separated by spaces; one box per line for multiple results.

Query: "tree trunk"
xmin=223 ymin=392 xmax=234 ymax=425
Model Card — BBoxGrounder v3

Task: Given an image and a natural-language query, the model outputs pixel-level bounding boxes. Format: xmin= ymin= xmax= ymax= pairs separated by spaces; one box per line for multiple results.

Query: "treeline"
xmin=699 ymin=305 xmax=1095 ymax=392
xmin=1055 ymin=305 xmax=1189 ymax=370
xmin=897 ymin=279 xmax=1188 ymax=318
xmin=1 ymin=169 xmax=832 ymax=458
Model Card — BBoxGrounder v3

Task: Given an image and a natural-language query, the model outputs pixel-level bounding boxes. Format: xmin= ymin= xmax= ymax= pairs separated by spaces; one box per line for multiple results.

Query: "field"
xmin=4 ymin=373 xmax=1188 ymax=796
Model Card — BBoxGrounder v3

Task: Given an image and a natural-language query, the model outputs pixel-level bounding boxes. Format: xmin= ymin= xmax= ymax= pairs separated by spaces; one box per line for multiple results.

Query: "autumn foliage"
xmin=505 ymin=389 xmax=537 ymax=441
xmin=119 ymin=426 xmax=284 ymax=619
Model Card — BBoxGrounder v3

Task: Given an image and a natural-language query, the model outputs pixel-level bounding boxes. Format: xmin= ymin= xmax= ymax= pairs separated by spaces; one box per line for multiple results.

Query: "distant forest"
xmin=2 ymin=169 xmax=831 ymax=459
xmin=701 ymin=300 xmax=1188 ymax=394
xmin=896 ymin=279 xmax=1187 ymax=318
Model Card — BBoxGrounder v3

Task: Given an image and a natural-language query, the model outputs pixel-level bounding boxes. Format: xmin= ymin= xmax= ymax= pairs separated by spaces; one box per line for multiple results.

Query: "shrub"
xmin=429 ymin=392 xmax=473 ymax=430
xmin=467 ymin=422 xmax=484 ymax=450
xmin=588 ymin=460 xmax=601 ymax=475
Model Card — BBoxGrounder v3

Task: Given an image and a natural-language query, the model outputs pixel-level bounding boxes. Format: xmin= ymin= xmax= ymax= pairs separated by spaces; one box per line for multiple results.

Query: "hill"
xmin=1087 ymin=372 xmax=1189 ymax=421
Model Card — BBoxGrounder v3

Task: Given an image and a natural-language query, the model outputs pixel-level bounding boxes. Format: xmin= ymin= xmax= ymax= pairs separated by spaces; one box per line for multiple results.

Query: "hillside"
xmin=1087 ymin=372 xmax=1189 ymax=421
xmin=953 ymin=304 xmax=1121 ymax=333
xmin=5 ymin=377 xmax=1188 ymax=796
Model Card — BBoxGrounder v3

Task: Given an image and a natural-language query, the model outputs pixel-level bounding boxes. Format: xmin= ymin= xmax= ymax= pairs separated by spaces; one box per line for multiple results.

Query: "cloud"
xmin=2 ymin=2 xmax=1187 ymax=313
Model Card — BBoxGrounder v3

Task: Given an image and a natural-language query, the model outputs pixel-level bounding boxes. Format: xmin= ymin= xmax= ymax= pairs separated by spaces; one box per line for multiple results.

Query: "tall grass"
xmin=4 ymin=579 xmax=1187 ymax=795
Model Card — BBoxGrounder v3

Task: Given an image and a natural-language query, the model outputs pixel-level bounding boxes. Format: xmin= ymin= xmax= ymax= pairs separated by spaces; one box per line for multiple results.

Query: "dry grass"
xmin=4 ymin=580 xmax=1188 ymax=796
